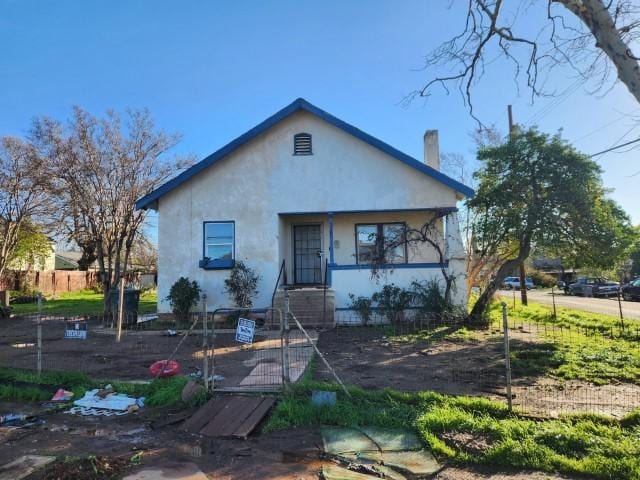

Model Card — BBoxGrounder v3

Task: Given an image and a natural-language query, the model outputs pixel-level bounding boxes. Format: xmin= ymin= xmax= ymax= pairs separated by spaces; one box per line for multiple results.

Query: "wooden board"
xmin=199 ymin=396 xmax=261 ymax=437
xmin=232 ymin=397 xmax=277 ymax=439
xmin=182 ymin=397 xmax=232 ymax=434
xmin=182 ymin=395 xmax=276 ymax=438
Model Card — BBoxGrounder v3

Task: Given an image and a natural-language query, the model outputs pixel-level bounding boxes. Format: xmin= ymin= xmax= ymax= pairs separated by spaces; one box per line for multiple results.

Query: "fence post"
xmin=37 ymin=293 xmax=42 ymax=375
xmin=282 ymin=289 xmax=291 ymax=386
xmin=202 ymin=294 xmax=209 ymax=392
xmin=617 ymin=288 xmax=625 ymax=330
xmin=551 ymin=286 xmax=557 ymax=320
xmin=116 ymin=276 xmax=125 ymax=343
xmin=501 ymin=302 xmax=513 ymax=412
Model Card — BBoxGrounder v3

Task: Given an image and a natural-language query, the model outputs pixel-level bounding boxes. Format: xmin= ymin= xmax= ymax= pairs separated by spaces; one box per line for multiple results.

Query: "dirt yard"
xmin=0 ymin=315 xmax=314 ymax=390
xmin=314 ymin=326 xmax=640 ymax=417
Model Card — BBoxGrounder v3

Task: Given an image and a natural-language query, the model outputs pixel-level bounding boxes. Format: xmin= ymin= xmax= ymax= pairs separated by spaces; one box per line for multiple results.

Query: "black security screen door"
xmin=293 ymin=224 xmax=322 ymax=284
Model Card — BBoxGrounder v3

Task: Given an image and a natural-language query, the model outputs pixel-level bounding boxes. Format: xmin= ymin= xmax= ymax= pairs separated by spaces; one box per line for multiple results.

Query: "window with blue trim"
xmin=200 ymin=221 xmax=235 ymax=269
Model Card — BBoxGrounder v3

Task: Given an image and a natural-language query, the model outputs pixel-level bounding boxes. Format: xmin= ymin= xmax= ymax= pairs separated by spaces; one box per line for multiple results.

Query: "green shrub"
xmin=411 ymin=279 xmax=448 ymax=316
xmin=165 ymin=277 xmax=201 ymax=326
xmin=224 ymin=261 xmax=260 ymax=308
xmin=347 ymin=293 xmax=373 ymax=325
xmin=372 ymin=284 xmax=412 ymax=324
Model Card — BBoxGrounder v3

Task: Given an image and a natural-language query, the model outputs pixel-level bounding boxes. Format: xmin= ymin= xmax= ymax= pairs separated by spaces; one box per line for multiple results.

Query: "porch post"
xmin=327 ymin=212 xmax=335 ymax=285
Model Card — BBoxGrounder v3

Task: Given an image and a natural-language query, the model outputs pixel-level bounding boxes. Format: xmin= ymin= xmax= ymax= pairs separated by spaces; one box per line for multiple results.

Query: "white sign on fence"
xmin=235 ymin=318 xmax=255 ymax=344
xmin=64 ymin=320 xmax=88 ymax=340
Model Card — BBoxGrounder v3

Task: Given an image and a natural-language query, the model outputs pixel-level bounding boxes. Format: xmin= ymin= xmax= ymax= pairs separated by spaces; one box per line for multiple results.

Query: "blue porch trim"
xmin=331 ymin=262 xmax=448 ymax=271
xmin=336 ymin=306 xmax=422 ymax=312
xmin=136 ymin=98 xmax=474 ymax=210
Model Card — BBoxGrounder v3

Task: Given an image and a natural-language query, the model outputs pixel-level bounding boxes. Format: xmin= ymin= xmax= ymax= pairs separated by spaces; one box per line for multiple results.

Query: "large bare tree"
xmin=31 ymin=108 xmax=191 ymax=306
xmin=413 ymin=1 xmax=640 ymax=121
xmin=0 ymin=137 xmax=49 ymax=279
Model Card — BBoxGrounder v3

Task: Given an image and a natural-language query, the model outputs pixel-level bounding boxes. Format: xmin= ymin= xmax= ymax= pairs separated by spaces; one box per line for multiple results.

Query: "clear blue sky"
xmin=1 ymin=0 xmax=638 ymax=234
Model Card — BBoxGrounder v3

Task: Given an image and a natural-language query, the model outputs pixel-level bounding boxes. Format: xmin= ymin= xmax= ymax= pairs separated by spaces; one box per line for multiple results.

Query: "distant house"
xmin=136 ymin=99 xmax=474 ymax=324
xmin=55 ymin=252 xmax=82 ymax=271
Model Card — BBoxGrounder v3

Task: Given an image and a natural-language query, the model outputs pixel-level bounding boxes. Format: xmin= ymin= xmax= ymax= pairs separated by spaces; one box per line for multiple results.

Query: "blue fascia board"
xmin=278 ymin=207 xmax=458 ymax=216
xmin=136 ymin=98 xmax=474 ymax=210
xmin=331 ymin=262 xmax=448 ymax=271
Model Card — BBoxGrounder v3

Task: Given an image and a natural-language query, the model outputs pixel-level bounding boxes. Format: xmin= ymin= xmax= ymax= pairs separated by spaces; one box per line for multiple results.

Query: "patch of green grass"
xmin=10 ymin=290 xmax=157 ymax=316
xmin=0 ymin=367 xmax=203 ymax=407
xmin=487 ymin=301 xmax=640 ymax=385
xmin=393 ymin=326 xmax=478 ymax=344
xmin=265 ymin=382 xmax=640 ymax=479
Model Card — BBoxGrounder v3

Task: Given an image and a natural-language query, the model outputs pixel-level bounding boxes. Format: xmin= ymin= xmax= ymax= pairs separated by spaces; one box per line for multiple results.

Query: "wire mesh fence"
xmin=3 ymin=299 xmax=639 ymax=418
xmin=502 ymin=305 xmax=640 ymax=417
xmin=330 ymin=305 xmax=640 ymax=417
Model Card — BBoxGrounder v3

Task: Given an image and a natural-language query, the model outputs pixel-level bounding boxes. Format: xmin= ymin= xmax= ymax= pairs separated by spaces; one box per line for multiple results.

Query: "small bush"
xmin=529 ymin=270 xmax=557 ymax=288
xmin=165 ymin=277 xmax=201 ymax=326
xmin=372 ymin=284 xmax=412 ymax=324
xmin=411 ymin=279 xmax=448 ymax=316
xmin=224 ymin=261 xmax=260 ymax=308
xmin=347 ymin=293 xmax=373 ymax=325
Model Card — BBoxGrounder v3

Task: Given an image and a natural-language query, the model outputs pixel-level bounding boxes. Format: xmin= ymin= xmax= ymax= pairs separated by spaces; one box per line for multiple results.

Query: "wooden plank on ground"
xmin=199 ymin=396 xmax=257 ymax=437
xmin=182 ymin=397 xmax=231 ymax=434
xmin=232 ymin=397 xmax=277 ymax=439
xmin=217 ymin=397 xmax=264 ymax=437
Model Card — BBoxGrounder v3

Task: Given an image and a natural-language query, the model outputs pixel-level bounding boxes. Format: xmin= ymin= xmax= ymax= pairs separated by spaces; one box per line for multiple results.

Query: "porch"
xmin=274 ymin=208 xmax=463 ymax=326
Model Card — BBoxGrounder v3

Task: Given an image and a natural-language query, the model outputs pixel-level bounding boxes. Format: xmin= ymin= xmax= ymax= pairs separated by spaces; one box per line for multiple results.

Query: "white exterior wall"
xmin=156 ymin=110 xmax=463 ymax=313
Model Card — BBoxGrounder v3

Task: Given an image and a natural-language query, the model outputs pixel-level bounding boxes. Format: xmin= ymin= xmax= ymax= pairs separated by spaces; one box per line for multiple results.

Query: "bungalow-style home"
xmin=136 ymin=99 xmax=474 ymax=325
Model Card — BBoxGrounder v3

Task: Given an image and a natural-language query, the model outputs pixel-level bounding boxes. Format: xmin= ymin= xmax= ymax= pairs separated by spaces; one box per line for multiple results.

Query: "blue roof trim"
xmin=136 ymin=98 xmax=474 ymax=210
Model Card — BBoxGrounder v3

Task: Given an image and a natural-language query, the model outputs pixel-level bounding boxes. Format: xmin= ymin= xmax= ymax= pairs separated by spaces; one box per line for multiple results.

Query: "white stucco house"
xmin=136 ymin=98 xmax=474 ymax=325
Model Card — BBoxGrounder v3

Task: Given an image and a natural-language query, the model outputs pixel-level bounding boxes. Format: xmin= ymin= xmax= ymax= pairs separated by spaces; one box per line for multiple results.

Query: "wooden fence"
xmin=0 ymin=270 xmax=99 ymax=295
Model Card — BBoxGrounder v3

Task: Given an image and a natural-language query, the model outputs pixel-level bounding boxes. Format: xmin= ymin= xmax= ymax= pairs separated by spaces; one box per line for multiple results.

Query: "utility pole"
xmin=509 ymin=105 xmax=528 ymax=306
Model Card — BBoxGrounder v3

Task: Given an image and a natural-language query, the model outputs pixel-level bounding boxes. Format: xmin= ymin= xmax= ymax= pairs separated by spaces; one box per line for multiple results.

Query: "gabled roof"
xmin=135 ymin=98 xmax=474 ymax=210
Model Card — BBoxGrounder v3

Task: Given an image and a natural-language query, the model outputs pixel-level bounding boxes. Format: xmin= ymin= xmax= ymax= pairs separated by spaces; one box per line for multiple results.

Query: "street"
xmin=497 ymin=288 xmax=640 ymax=320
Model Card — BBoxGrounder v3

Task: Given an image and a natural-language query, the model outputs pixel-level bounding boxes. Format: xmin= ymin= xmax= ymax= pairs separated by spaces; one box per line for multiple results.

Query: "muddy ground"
xmin=0 ymin=401 xmax=574 ymax=480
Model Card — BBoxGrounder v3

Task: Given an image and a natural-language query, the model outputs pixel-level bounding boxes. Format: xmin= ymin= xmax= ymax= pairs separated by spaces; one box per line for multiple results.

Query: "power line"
xmin=588 ymin=137 xmax=640 ymax=157
xmin=573 ymin=110 xmax=640 ymax=143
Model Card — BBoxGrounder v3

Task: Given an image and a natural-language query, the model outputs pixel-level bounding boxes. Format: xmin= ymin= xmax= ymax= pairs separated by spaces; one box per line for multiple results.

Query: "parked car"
xmin=567 ymin=277 xmax=619 ymax=297
xmin=501 ymin=276 xmax=535 ymax=290
xmin=622 ymin=278 xmax=640 ymax=301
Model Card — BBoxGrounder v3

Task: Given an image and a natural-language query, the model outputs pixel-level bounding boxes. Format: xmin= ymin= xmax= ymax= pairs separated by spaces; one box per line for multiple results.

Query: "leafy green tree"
xmin=10 ymin=222 xmax=52 ymax=271
xmin=468 ymin=127 xmax=636 ymax=325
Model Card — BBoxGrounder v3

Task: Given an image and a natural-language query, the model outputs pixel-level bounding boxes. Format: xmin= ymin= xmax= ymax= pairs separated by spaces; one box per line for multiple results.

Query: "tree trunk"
xmin=557 ymin=0 xmax=640 ymax=104
xmin=468 ymin=242 xmax=532 ymax=326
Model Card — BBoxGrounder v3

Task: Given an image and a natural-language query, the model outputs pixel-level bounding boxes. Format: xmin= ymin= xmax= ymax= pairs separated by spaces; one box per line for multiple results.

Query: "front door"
xmin=293 ymin=224 xmax=322 ymax=284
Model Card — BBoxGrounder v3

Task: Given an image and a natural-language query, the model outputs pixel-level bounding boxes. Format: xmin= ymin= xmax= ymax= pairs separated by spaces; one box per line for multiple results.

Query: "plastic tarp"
xmin=73 ymin=389 xmax=137 ymax=411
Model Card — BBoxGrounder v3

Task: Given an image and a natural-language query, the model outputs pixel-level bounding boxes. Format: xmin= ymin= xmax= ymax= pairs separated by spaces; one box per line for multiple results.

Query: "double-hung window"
xmin=356 ymin=223 xmax=407 ymax=264
xmin=200 ymin=221 xmax=235 ymax=269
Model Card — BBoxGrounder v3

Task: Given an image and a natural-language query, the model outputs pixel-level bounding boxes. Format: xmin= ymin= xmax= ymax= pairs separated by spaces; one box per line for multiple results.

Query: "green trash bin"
xmin=108 ymin=288 xmax=141 ymax=327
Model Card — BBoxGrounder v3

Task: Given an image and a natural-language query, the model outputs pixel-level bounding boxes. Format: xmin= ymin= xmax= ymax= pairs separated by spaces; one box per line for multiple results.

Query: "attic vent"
xmin=293 ymin=133 xmax=312 ymax=155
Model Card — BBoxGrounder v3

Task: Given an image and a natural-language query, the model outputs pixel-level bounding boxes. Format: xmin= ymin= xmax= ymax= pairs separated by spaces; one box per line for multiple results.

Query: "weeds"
xmin=265 ymin=382 xmax=640 ymax=479
xmin=0 ymin=368 xmax=204 ymax=407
